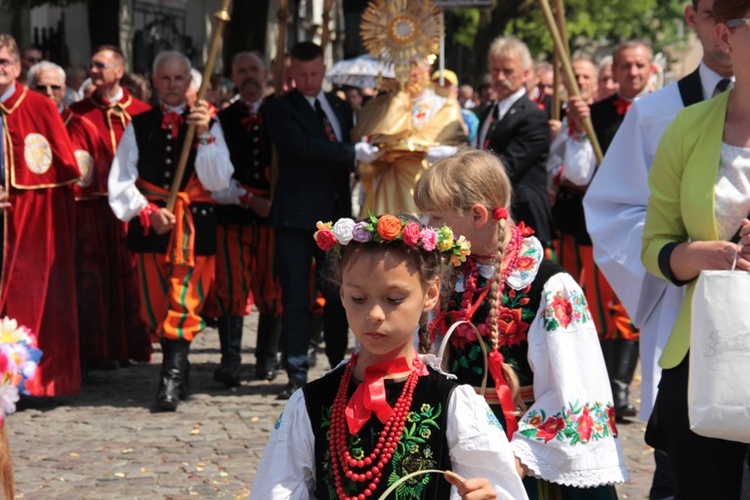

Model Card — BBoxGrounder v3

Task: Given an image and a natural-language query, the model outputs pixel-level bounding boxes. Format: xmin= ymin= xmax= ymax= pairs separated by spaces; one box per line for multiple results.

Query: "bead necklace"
xmin=329 ymin=354 xmax=421 ymax=500
xmin=457 ymin=225 xmax=524 ymax=341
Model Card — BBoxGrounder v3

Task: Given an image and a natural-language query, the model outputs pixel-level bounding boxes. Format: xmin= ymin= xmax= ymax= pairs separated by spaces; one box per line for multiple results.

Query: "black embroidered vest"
xmin=304 ymin=365 xmax=456 ymax=499
xmin=126 ymin=108 xmax=216 ymax=255
xmin=216 ymin=100 xmax=273 ymax=226
xmin=443 ymin=260 xmax=563 ymax=424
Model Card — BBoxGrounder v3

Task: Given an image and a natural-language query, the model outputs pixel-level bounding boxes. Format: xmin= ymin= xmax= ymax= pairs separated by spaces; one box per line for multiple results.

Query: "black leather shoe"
xmin=214 ymin=315 xmax=243 ymax=388
xmin=155 ymin=339 xmax=191 ymax=412
xmin=277 ymin=381 xmax=303 ymax=400
xmin=254 ymin=367 xmax=276 ymax=382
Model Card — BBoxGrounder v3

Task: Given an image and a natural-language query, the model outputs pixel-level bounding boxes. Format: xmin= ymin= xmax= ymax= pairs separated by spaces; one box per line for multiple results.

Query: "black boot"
xmin=611 ymin=338 xmax=639 ymax=419
xmin=214 ymin=314 xmax=243 ymax=387
xmin=156 ymin=338 xmax=191 ymax=411
xmin=255 ymin=314 xmax=281 ymax=381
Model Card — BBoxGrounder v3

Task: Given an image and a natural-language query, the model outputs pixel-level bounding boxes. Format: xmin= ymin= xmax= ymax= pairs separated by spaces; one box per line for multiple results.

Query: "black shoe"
xmin=155 ymin=339 xmax=191 ymax=412
xmin=254 ymin=367 xmax=277 ymax=381
xmin=214 ymin=315 xmax=243 ymax=388
xmin=277 ymin=381 xmax=303 ymax=400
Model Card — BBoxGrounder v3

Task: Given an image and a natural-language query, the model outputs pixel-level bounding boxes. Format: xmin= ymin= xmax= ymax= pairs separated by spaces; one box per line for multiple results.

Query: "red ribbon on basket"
xmin=488 ymin=348 xmax=519 ymax=439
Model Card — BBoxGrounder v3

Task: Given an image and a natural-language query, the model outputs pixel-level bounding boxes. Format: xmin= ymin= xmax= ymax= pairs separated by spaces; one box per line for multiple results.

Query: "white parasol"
xmin=325 ymin=54 xmax=394 ymax=89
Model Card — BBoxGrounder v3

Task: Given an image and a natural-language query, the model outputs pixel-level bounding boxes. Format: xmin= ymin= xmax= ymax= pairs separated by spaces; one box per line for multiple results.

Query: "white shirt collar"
xmin=0 ymin=84 xmax=16 ymax=104
xmin=303 ymin=89 xmax=326 ymax=108
xmin=496 ymin=86 xmax=527 ymax=118
xmin=699 ymin=60 xmax=733 ymax=101
xmin=162 ymin=103 xmax=186 ymax=114
xmin=244 ymin=98 xmax=262 ymax=114
xmin=101 ymin=86 xmax=124 ymax=104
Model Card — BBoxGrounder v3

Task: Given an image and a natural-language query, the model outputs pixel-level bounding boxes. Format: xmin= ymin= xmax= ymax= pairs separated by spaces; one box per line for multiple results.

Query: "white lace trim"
xmin=511 ymin=438 xmax=629 ymax=488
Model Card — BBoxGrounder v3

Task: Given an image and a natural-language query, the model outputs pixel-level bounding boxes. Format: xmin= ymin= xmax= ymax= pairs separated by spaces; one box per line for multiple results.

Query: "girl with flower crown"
xmin=250 ymin=214 xmax=528 ymax=499
xmin=414 ymin=150 xmax=628 ymax=499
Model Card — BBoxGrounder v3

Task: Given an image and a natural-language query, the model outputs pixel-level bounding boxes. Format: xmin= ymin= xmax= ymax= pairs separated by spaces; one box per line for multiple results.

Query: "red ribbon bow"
xmin=161 ymin=112 xmax=184 ymax=140
xmin=345 ymin=357 xmax=425 ymax=434
xmin=612 ymin=96 xmax=632 ymax=116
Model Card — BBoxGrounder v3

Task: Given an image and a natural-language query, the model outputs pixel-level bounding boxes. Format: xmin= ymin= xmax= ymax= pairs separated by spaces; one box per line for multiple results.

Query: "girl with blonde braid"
xmin=414 ymin=150 xmax=627 ymax=499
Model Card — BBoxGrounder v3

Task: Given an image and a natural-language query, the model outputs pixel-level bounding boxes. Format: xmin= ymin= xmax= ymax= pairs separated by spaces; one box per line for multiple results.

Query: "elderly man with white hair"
xmin=108 ymin=50 xmax=234 ymax=411
xmin=477 ymin=35 xmax=553 ymax=246
xmin=28 ymin=60 xmax=120 ymax=371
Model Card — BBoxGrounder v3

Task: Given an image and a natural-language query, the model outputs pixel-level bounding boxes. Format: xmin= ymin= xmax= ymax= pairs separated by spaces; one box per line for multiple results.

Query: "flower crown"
xmin=314 ymin=213 xmax=471 ymax=267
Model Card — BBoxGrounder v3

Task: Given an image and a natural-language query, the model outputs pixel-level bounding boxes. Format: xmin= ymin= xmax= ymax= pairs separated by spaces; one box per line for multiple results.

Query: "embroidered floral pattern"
xmin=542 ymin=289 xmax=591 ymax=332
xmin=321 ymin=402 xmax=444 ymax=498
xmin=519 ymin=401 xmax=618 ymax=445
xmin=274 ymin=412 xmax=283 ymax=430
xmin=487 ymin=407 xmax=503 ymax=431
xmin=497 ymin=285 xmax=535 ymax=348
xmin=388 ymin=403 xmax=442 ymax=498
xmin=506 ymin=233 xmax=543 ymax=289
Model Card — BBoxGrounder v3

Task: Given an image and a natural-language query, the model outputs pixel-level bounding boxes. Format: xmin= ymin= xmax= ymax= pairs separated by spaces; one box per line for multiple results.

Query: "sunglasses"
xmin=89 ymin=61 xmax=117 ymax=70
xmin=727 ymin=18 xmax=750 ymax=28
xmin=34 ymin=84 xmax=63 ymax=91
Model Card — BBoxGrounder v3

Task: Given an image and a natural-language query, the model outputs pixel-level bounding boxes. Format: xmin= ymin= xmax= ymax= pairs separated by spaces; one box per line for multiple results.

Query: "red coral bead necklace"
xmin=329 ymin=353 xmax=421 ymax=499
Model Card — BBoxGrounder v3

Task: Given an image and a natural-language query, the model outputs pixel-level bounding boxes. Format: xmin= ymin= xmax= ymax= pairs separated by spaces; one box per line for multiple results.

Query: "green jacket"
xmin=642 ymin=90 xmax=730 ymax=369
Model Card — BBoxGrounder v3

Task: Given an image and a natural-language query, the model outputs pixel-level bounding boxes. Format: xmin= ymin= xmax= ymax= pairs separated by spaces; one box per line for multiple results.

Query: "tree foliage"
xmin=459 ymin=0 xmax=684 ymax=80
xmin=507 ymin=0 xmax=685 ymax=57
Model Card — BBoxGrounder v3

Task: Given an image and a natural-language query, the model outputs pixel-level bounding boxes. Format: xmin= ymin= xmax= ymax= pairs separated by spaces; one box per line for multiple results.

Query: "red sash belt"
xmin=136 ymin=175 xmax=213 ymax=267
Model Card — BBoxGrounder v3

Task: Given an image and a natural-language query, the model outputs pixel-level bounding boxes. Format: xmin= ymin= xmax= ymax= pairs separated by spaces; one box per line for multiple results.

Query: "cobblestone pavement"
xmin=8 ymin=312 xmax=653 ymax=499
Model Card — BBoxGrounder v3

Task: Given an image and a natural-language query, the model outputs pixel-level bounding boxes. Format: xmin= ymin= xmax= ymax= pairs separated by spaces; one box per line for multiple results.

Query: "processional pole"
xmin=538 ymin=0 xmax=603 ymax=163
xmin=166 ymin=0 xmax=232 ymax=212
xmin=551 ymin=0 xmax=568 ymax=122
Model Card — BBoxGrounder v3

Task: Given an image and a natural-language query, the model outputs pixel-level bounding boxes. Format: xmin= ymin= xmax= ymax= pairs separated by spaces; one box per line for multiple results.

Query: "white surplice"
xmin=582 ymin=61 xmax=725 ymax=421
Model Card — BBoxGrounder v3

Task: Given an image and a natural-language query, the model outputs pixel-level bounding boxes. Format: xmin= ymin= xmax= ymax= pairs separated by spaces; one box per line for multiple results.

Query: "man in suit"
xmin=263 ymin=41 xmax=380 ymax=399
xmin=477 ymin=36 xmax=553 ymax=246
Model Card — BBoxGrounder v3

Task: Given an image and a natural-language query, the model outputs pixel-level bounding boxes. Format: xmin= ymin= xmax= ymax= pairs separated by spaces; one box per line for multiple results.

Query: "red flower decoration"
xmin=493 ymin=207 xmax=508 ymax=220
xmin=496 ymin=306 xmax=527 ymax=348
xmin=577 ymin=406 xmax=594 ymax=442
xmin=550 ymin=295 xmax=574 ymax=328
xmin=516 ymin=255 xmax=535 ymax=271
xmin=402 ymin=222 xmax=421 ymax=246
xmin=607 ymin=405 xmax=619 ymax=435
xmin=537 ymin=416 xmax=566 ymax=443
xmin=314 ymin=230 xmax=337 ymax=251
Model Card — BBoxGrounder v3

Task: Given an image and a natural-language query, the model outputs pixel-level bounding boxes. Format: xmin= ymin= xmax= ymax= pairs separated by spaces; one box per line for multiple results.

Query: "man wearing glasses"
xmin=0 ymin=34 xmax=81 ymax=397
xmin=71 ymin=44 xmax=153 ymax=366
xmin=70 ymin=45 xmax=151 ymax=156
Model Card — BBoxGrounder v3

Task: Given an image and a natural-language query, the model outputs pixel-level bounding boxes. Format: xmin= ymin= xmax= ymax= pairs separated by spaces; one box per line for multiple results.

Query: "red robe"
xmin=64 ymin=107 xmax=131 ymax=367
xmin=70 ymin=87 xmax=153 ymax=363
xmin=0 ymin=82 xmax=81 ymax=396
xmin=69 ymin=87 xmax=151 ymax=157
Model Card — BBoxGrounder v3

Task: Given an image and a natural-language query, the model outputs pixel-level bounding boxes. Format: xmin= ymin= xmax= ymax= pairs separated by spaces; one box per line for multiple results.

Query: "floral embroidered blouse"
xmin=433 ymin=234 xmax=629 ymax=488
xmin=249 ymin=359 xmax=528 ymax=500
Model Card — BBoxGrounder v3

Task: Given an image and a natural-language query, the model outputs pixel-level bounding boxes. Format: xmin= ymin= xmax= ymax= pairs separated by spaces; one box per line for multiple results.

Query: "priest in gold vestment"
xmin=352 ymin=63 xmax=467 ymax=215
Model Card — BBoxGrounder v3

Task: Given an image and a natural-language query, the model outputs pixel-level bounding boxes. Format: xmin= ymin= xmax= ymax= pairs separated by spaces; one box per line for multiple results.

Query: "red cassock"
xmin=69 ymin=87 xmax=151 ymax=157
xmin=64 ymin=107 xmax=136 ymax=367
xmin=0 ymin=83 xmax=81 ymax=396
xmin=69 ymin=88 xmax=153 ymax=363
